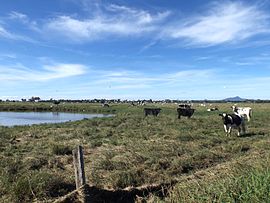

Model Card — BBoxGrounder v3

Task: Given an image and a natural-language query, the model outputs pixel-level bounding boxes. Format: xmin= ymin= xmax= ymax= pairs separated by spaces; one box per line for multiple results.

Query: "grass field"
xmin=0 ymin=102 xmax=269 ymax=202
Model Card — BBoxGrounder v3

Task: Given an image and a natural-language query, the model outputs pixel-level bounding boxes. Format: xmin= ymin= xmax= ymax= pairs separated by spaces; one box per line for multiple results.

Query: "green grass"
xmin=0 ymin=102 xmax=269 ymax=202
xmin=161 ymin=157 xmax=270 ymax=203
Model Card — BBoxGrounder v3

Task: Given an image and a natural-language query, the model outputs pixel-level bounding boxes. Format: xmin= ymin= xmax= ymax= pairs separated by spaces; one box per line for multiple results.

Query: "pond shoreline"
xmin=0 ymin=111 xmax=114 ymax=127
xmin=0 ymin=102 xmax=117 ymax=114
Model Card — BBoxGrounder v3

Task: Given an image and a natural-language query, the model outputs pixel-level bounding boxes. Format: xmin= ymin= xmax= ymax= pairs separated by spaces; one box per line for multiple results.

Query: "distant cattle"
xmin=53 ymin=100 xmax=60 ymax=105
xmin=231 ymin=105 xmax=252 ymax=121
xmin=178 ymin=104 xmax=191 ymax=109
xmin=219 ymin=113 xmax=246 ymax=136
xmin=177 ymin=108 xmax=195 ymax=119
xmin=102 ymin=103 xmax=110 ymax=107
xmin=207 ymin=107 xmax=219 ymax=112
xmin=144 ymin=108 xmax=161 ymax=117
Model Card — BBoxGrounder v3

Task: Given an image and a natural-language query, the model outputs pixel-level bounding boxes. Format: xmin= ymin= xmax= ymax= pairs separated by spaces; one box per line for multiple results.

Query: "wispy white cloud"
xmin=1 ymin=63 xmax=269 ymax=100
xmin=43 ymin=4 xmax=170 ymax=42
xmin=0 ymin=53 xmax=17 ymax=60
xmin=3 ymin=2 xmax=270 ymax=46
xmin=42 ymin=1 xmax=270 ymax=46
xmin=0 ymin=25 xmax=15 ymax=39
xmin=235 ymin=62 xmax=254 ymax=66
xmin=8 ymin=11 xmax=28 ymax=22
xmin=194 ymin=56 xmax=213 ymax=61
xmin=79 ymin=68 xmax=216 ymax=91
xmin=165 ymin=69 xmax=214 ymax=80
xmin=234 ymin=53 xmax=270 ymax=66
xmin=0 ymin=63 xmax=87 ymax=81
xmin=164 ymin=2 xmax=270 ymax=46
xmin=8 ymin=11 xmax=40 ymax=32
xmin=37 ymin=68 xmax=216 ymax=100
xmin=50 ymin=67 xmax=270 ymax=100
xmin=0 ymin=24 xmax=37 ymax=42
xmin=0 ymin=11 xmax=39 ymax=43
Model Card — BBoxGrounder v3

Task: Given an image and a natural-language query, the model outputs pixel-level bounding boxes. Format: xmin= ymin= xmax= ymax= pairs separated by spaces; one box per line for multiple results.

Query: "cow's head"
xmin=219 ymin=113 xmax=229 ymax=121
xmin=219 ymin=113 xmax=227 ymax=118
xmin=231 ymin=105 xmax=238 ymax=112
xmin=219 ymin=113 xmax=234 ymax=124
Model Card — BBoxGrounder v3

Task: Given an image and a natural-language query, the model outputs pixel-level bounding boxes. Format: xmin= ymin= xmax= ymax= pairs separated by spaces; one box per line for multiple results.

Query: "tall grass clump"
xmin=51 ymin=144 xmax=73 ymax=156
xmin=12 ymin=171 xmax=75 ymax=203
xmin=168 ymin=168 xmax=270 ymax=203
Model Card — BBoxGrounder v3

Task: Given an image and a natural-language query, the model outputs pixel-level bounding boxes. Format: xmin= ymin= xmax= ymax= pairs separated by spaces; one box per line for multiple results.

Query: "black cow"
xmin=219 ymin=113 xmax=246 ymax=136
xmin=53 ymin=100 xmax=60 ymax=105
xmin=177 ymin=108 xmax=195 ymax=119
xmin=144 ymin=108 xmax=161 ymax=117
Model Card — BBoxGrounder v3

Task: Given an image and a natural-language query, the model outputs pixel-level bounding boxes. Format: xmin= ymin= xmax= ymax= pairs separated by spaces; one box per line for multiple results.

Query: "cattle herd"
xmin=143 ymin=104 xmax=252 ymax=137
xmin=144 ymin=104 xmax=195 ymax=119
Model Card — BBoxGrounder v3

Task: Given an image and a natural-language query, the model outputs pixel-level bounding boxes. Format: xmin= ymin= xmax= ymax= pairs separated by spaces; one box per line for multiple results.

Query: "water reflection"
xmin=0 ymin=112 xmax=112 ymax=126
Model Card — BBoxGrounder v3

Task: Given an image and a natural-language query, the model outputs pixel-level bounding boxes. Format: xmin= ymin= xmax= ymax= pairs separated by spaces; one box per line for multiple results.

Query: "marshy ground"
xmin=0 ymin=102 xmax=269 ymax=202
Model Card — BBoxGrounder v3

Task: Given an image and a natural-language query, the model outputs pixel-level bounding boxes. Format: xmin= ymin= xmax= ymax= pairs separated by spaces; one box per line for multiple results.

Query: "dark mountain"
xmin=223 ymin=96 xmax=247 ymax=102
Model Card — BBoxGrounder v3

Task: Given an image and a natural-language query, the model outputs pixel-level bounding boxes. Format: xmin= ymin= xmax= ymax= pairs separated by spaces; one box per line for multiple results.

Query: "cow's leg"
xmin=241 ymin=122 xmax=246 ymax=135
xmin=224 ymin=125 xmax=228 ymax=136
xmin=237 ymin=126 xmax=241 ymax=136
xmin=227 ymin=126 xmax=232 ymax=136
xmin=178 ymin=114 xmax=181 ymax=119
xmin=223 ymin=124 xmax=227 ymax=133
xmin=247 ymin=114 xmax=250 ymax=122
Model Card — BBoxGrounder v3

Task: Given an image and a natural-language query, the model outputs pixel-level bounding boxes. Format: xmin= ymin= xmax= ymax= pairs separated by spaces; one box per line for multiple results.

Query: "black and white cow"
xmin=144 ymin=108 xmax=161 ymax=117
xmin=177 ymin=108 xmax=195 ymax=119
xmin=219 ymin=113 xmax=246 ymax=136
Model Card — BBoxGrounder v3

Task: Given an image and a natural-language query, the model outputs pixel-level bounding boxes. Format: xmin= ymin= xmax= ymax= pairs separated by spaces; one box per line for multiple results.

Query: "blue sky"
xmin=1 ymin=0 xmax=270 ymax=100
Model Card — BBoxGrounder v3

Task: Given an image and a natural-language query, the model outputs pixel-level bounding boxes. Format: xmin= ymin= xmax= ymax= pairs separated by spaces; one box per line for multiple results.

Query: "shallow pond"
xmin=0 ymin=112 xmax=112 ymax=126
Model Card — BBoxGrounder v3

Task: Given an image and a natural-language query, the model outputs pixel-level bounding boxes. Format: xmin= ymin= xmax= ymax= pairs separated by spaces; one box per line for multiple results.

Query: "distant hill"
xmin=223 ymin=96 xmax=247 ymax=102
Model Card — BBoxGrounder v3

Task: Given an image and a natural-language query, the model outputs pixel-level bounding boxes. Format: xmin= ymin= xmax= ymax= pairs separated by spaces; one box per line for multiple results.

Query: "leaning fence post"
xmin=73 ymin=145 xmax=86 ymax=189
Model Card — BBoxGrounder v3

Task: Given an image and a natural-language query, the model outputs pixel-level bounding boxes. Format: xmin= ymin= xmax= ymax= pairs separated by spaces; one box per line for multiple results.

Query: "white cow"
xmin=231 ymin=105 xmax=252 ymax=122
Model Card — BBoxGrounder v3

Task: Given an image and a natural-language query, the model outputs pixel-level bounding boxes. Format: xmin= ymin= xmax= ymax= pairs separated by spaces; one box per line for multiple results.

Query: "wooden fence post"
xmin=73 ymin=145 xmax=86 ymax=189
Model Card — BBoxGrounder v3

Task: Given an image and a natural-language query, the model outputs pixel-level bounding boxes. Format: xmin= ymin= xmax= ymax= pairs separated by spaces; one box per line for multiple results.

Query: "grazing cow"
xmin=177 ymin=108 xmax=195 ymax=119
xmin=231 ymin=105 xmax=252 ymax=121
xmin=219 ymin=113 xmax=246 ymax=136
xmin=102 ymin=103 xmax=110 ymax=107
xmin=207 ymin=107 xmax=219 ymax=112
xmin=144 ymin=108 xmax=161 ymax=117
